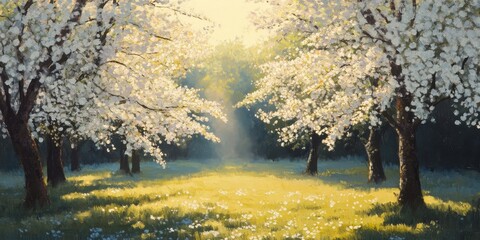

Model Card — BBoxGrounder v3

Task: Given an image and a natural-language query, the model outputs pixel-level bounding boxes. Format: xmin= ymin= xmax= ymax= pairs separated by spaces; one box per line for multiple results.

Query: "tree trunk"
xmin=119 ymin=144 xmax=131 ymax=174
xmin=364 ymin=127 xmax=386 ymax=183
xmin=120 ymin=154 xmax=130 ymax=174
xmin=47 ymin=136 xmax=66 ymax=187
xmin=305 ymin=132 xmax=321 ymax=175
xmin=70 ymin=141 xmax=81 ymax=172
xmin=131 ymin=150 xmax=140 ymax=173
xmin=388 ymin=60 xmax=425 ymax=210
xmin=396 ymin=96 xmax=425 ymax=209
xmin=6 ymin=119 xmax=49 ymax=208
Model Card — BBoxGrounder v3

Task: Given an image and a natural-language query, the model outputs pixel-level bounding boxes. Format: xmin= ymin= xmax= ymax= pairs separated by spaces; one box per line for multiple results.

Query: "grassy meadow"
xmin=0 ymin=158 xmax=479 ymax=239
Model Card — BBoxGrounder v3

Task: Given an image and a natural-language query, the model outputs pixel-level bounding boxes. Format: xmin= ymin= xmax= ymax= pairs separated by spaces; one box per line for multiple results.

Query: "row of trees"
xmin=241 ymin=0 xmax=480 ymax=209
xmin=0 ymin=0 xmax=225 ymax=208
xmin=1 ymin=0 xmax=478 ymax=213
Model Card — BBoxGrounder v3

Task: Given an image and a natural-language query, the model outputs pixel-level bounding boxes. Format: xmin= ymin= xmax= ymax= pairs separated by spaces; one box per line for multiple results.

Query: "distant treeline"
xmin=164 ymin=100 xmax=480 ymax=171
xmin=0 ymin=100 xmax=478 ymax=172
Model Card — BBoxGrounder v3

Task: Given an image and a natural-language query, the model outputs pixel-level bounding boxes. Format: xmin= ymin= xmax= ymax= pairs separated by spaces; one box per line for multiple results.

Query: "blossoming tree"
xmin=0 ymin=0 xmax=225 ymax=208
xmin=241 ymin=0 xmax=386 ymax=180
xmin=249 ymin=0 xmax=480 ymax=209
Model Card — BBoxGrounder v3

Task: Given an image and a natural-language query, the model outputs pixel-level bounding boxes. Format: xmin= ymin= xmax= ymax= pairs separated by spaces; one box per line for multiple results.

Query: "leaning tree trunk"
xmin=305 ymin=132 xmax=321 ymax=175
xmin=46 ymin=136 xmax=66 ymax=187
xmin=70 ymin=141 xmax=81 ymax=172
xmin=6 ymin=119 xmax=49 ymax=208
xmin=395 ymin=95 xmax=425 ymax=209
xmin=131 ymin=150 xmax=140 ymax=173
xmin=364 ymin=127 xmax=386 ymax=184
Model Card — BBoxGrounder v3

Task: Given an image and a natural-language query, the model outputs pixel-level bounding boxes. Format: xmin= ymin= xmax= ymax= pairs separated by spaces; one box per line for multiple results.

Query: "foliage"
xmin=242 ymin=0 xmax=480 ymax=148
xmin=0 ymin=0 xmax=226 ymax=165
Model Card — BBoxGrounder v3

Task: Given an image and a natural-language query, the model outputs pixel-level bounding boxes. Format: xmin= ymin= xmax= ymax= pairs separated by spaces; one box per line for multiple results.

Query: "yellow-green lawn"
xmin=0 ymin=158 xmax=479 ymax=239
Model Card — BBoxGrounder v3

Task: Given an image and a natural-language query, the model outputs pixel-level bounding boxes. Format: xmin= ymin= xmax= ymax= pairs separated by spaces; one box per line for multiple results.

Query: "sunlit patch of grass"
xmin=68 ymin=172 xmax=111 ymax=186
xmin=0 ymin=159 xmax=478 ymax=239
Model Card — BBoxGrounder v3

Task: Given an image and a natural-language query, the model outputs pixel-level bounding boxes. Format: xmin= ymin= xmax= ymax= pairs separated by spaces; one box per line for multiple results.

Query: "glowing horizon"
xmin=181 ymin=0 xmax=272 ymax=46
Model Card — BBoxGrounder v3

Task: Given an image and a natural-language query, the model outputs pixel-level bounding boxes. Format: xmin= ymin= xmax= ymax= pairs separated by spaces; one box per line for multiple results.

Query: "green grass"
xmin=0 ymin=158 xmax=479 ymax=239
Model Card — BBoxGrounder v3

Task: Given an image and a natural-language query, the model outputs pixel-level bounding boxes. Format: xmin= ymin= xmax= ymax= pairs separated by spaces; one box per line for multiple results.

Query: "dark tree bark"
xmin=70 ymin=141 xmax=81 ymax=171
xmin=120 ymin=154 xmax=130 ymax=174
xmin=380 ymin=61 xmax=426 ymax=210
xmin=131 ymin=150 xmax=140 ymax=173
xmin=6 ymin=119 xmax=49 ymax=208
xmin=395 ymin=95 xmax=424 ymax=209
xmin=364 ymin=127 xmax=386 ymax=184
xmin=46 ymin=136 xmax=66 ymax=187
xmin=358 ymin=3 xmax=425 ymax=210
xmin=305 ymin=132 xmax=321 ymax=175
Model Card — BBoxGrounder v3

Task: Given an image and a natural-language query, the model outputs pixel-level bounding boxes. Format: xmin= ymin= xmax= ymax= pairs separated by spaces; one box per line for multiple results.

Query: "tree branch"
xmin=103 ymin=60 xmax=147 ymax=79
xmin=150 ymin=2 xmax=209 ymax=21
xmin=0 ymin=63 xmax=13 ymax=116
xmin=18 ymin=0 xmax=88 ymax=121
xmin=381 ymin=110 xmax=400 ymax=131
xmin=15 ymin=0 xmax=34 ymax=103
xmin=290 ymin=12 xmax=319 ymax=31
xmin=127 ymin=21 xmax=172 ymax=41
xmin=90 ymin=80 xmax=184 ymax=114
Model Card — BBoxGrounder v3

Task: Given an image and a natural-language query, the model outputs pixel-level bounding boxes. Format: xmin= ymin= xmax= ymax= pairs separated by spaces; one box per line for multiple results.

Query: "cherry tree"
xmin=0 ymin=0 xmax=225 ymax=208
xmin=239 ymin=45 xmax=385 ymax=178
xmin=323 ymin=0 xmax=478 ymax=209
xmin=249 ymin=0 xmax=480 ymax=209
xmin=33 ymin=0 xmax=220 ymax=177
xmin=241 ymin=0 xmax=386 ymax=179
xmin=0 ymin=0 xmax=90 ymax=208
xmin=239 ymin=51 xmax=328 ymax=175
xmin=241 ymin=0 xmax=327 ymax=176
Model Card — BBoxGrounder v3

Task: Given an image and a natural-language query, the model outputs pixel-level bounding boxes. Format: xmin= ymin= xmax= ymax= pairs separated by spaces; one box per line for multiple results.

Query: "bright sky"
xmin=182 ymin=0 xmax=272 ymax=46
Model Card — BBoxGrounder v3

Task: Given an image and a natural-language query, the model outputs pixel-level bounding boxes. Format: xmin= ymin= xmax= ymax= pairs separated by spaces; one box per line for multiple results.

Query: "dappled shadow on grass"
xmin=50 ymin=182 xmax=142 ymax=213
xmin=0 ymin=168 xmax=259 ymax=239
xmin=2 ymin=160 xmax=480 ymax=239
xmin=86 ymin=206 xmax=250 ymax=240
xmin=0 ymin=162 xmax=253 ymax=222
xmin=0 ymin=188 xmax=26 ymax=216
xmin=420 ymin=170 xmax=480 ymax=203
xmin=2 ymin=203 xmax=249 ymax=240
xmin=353 ymin=200 xmax=480 ymax=240
xmin=0 ymin=179 xmax=135 ymax=220
xmin=315 ymin=163 xmax=480 ymax=204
